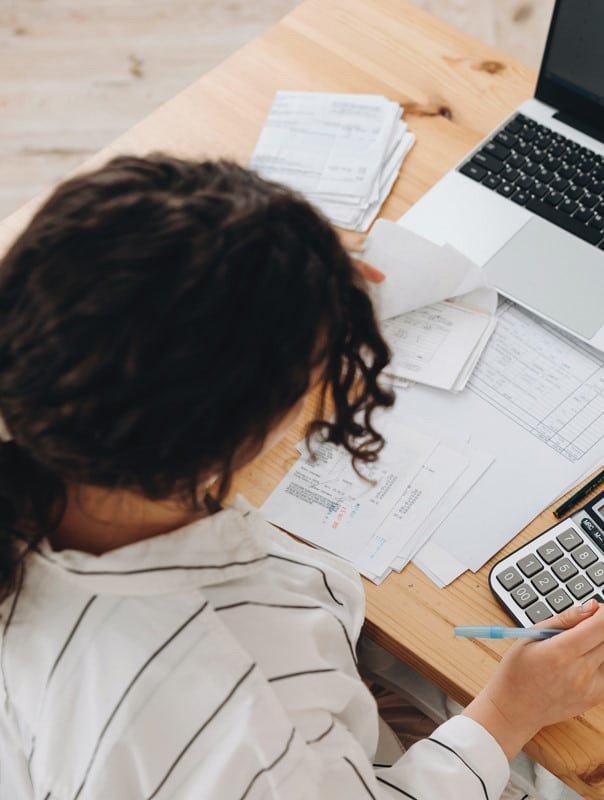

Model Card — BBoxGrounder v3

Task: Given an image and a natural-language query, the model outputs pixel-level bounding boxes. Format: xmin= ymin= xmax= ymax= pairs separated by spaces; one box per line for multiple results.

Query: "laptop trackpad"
xmin=484 ymin=217 xmax=604 ymax=340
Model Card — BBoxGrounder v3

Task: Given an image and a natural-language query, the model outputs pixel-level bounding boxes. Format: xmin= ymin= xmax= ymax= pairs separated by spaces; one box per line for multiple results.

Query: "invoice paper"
xmin=405 ymin=301 xmax=604 ymax=584
xmin=262 ymin=423 xmax=437 ymax=565
xmin=250 ymin=92 xmax=414 ymax=231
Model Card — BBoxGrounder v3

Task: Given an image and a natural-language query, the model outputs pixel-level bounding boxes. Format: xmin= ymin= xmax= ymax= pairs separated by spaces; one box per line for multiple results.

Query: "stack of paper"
xmin=250 ymin=92 xmax=414 ymax=231
xmin=261 ymin=409 xmax=493 ymax=584
xmin=364 ymin=220 xmax=498 ymax=391
xmin=395 ymin=300 xmax=604 ymax=587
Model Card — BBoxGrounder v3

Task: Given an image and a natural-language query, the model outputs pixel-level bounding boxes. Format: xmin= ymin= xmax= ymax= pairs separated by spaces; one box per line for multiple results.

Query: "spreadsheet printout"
xmin=468 ymin=301 xmax=604 ymax=462
xmin=396 ymin=302 xmax=604 ymax=579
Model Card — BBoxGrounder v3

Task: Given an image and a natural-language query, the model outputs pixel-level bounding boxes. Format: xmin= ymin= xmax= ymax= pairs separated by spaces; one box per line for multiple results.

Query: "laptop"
xmin=399 ymin=0 xmax=604 ymax=350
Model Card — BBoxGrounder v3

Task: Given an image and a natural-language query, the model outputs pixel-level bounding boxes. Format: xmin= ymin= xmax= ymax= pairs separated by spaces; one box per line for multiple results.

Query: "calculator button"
xmin=580 ymin=517 xmax=604 ymax=553
xmin=537 ymin=541 xmax=563 ymax=564
xmin=586 ymin=563 xmax=604 ymax=586
xmin=531 ymin=571 xmax=558 ymax=595
xmin=526 ymin=602 xmax=554 ymax=623
xmin=581 ymin=517 xmax=600 ymax=536
xmin=511 ymin=583 xmax=538 ymax=609
xmin=551 ymin=557 xmax=578 ymax=581
xmin=571 ymin=544 xmax=598 ymax=568
xmin=546 ymin=588 xmax=573 ymax=612
xmin=495 ymin=566 xmax=523 ymax=590
xmin=556 ymin=527 xmax=583 ymax=551
xmin=567 ymin=576 xmax=594 ymax=600
xmin=517 ymin=554 xmax=543 ymax=577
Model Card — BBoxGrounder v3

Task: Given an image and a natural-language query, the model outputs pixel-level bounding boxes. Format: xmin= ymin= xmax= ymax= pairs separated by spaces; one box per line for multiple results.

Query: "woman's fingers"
xmin=542 ymin=602 xmax=604 ymax=657
xmin=354 ymin=259 xmax=385 ymax=284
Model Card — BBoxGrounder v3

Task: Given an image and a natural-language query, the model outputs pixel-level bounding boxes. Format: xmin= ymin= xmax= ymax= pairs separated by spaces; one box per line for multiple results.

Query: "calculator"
xmin=489 ymin=488 xmax=604 ymax=626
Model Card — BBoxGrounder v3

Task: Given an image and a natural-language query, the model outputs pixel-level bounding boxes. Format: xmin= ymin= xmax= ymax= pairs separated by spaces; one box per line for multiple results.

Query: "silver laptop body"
xmin=400 ymin=0 xmax=604 ymax=350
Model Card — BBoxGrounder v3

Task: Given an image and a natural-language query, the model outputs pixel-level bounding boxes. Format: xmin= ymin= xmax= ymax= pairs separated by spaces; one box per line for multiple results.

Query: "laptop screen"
xmin=536 ymin=0 xmax=604 ymax=132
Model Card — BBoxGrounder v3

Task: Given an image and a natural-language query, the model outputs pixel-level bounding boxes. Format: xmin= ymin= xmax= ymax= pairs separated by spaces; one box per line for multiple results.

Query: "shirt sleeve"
xmin=374 ymin=716 xmax=510 ymax=800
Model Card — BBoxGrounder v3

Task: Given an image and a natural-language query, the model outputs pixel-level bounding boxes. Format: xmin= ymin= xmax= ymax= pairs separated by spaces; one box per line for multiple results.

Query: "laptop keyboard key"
xmin=482 ymin=174 xmax=501 ymax=189
xmin=497 ymin=183 xmax=516 ymax=199
xmin=574 ymin=207 xmax=593 ymax=223
xmin=505 ymin=119 xmax=522 ymax=134
xmin=528 ymin=180 xmax=547 ymax=198
xmin=516 ymin=175 xmax=532 ymax=190
xmin=551 ymin=176 xmax=569 ymax=192
xmin=496 ymin=130 xmax=517 ymax=148
xmin=503 ymin=166 xmax=519 ymax=182
xmin=589 ymin=213 xmax=604 ymax=232
xmin=545 ymin=190 xmax=562 ymax=206
xmin=459 ymin=161 xmax=487 ymax=182
xmin=559 ymin=198 xmax=578 ymax=215
xmin=536 ymin=167 xmax=554 ymax=184
xmin=559 ymin=165 xmax=577 ymax=180
xmin=472 ymin=151 xmax=504 ymax=173
xmin=511 ymin=190 xmax=529 ymax=206
xmin=485 ymin=141 xmax=510 ymax=161
xmin=508 ymin=153 xmax=525 ymax=169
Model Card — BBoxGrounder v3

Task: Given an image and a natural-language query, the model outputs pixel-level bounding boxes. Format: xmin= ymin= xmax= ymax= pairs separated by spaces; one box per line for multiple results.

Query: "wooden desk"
xmin=2 ymin=1 xmax=603 ymax=796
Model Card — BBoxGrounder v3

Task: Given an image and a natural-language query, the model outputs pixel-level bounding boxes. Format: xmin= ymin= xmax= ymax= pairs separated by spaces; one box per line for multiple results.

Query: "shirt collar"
xmin=33 ymin=507 xmax=269 ymax=595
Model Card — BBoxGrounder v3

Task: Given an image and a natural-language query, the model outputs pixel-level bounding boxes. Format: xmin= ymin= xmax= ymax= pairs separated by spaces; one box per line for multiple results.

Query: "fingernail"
xmin=581 ymin=598 xmax=598 ymax=613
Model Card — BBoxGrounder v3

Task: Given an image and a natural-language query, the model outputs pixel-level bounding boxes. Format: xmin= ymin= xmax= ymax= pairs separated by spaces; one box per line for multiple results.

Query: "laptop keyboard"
xmin=458 ymin=113 xmax=604 ymax=249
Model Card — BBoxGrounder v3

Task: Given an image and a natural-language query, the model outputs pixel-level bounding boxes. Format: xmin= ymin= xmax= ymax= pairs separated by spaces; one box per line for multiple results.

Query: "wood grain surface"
xmin=1 ymin=0 xmax=552 ymax=219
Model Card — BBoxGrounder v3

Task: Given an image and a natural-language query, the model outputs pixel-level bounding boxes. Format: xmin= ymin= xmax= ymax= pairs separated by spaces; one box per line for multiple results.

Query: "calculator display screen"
xmin=591 ymin=500 xmax=604 ymax=525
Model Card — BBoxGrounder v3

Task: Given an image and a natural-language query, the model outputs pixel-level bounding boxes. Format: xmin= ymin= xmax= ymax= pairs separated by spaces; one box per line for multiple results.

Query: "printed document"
xmin=403 ymin=302 xmax=604 ymax=585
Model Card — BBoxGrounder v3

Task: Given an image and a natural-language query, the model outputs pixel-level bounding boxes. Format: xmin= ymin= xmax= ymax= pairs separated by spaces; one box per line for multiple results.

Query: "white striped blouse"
xmin=0 ymin=505 xmax=509 ymax=799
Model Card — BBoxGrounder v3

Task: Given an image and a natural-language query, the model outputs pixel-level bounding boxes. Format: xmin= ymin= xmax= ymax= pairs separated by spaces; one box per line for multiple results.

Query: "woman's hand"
xmin=354 ymin=259 xmax=385 ymax=284
xmin=462 ymin=599 xmax=604 ymax=760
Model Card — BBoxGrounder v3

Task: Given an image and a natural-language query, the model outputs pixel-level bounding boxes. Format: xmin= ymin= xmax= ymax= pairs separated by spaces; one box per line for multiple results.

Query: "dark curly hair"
xmin=0 ymin=155 xmax=394 ymax=599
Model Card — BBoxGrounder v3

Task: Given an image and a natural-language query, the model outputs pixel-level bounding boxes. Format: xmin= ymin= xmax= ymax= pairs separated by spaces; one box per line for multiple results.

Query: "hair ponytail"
xmin=0 ymin=442 xmax=65 ymax=602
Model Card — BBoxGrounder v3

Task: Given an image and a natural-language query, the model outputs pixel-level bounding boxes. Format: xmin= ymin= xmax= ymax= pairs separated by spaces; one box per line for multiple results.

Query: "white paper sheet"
xmin=403 ymin=301 xmax=604 ymax=584
xmin=250 ymin=92 xmax=414 ymax=231
xmin=364 ymin=219 xmax=486 ymax=320
xmin=382 ymin=301 xmax=495 ymax=391
xmin=357 ymin=441 xmax=469 ymax=579
xmin=262 ymin=423 xmax=438 ymax=564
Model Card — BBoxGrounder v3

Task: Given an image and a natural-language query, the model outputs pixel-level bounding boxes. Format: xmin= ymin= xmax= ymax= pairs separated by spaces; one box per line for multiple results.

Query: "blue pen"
xmin=454 ymin=625 xmax=565 ymax=640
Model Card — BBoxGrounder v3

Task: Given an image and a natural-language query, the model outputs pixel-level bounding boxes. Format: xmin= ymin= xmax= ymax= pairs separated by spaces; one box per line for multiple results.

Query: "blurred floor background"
xmin=0 ymin=0 xmax=554 ymax=219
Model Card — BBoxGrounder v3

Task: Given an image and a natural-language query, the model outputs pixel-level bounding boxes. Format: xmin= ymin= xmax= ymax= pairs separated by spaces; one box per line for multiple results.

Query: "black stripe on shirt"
xmin=72 ymin=601 xmax=209 ymax=800
xmin=28 ymin=595 xmax=98 ymax=768
xmin=46 ymin=595 xmax=97 ymax=688
xmin=267 ymin=554 xmax=344 ymax=606
xmin=306 ymin=719 xmax=334 ymax=745
xmin=344 ymin=756 xmax=377 ymax=799
xmin=215 ymin=601 xmax=357 ymax=664
xmin=376 ymin=776 xmax=418 ymax=799
xmin=239 ymin=727 xmax=296 ymax=800
xmin=268 ymin=667 xmax=337 ymax=683
xmin=1 ymin=562 xmax=25 ymax=708
xmin=38 ymin=550 xmax=269 ymax=577
xmin=426 ymin=738 xmax=489 ymax=800
xmin=146 ymin=661 xmax=257 ymax=800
